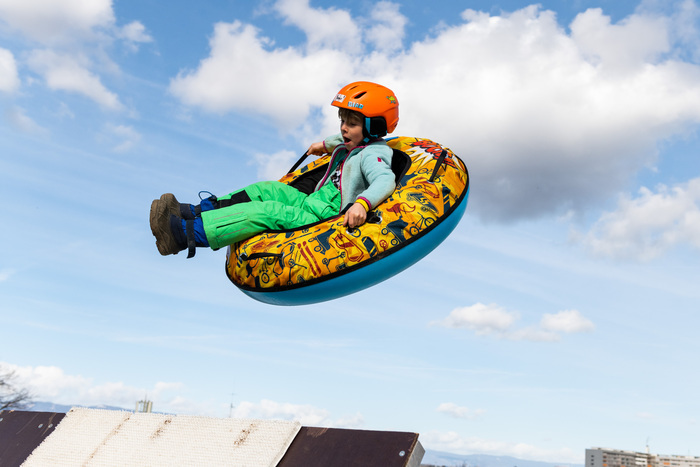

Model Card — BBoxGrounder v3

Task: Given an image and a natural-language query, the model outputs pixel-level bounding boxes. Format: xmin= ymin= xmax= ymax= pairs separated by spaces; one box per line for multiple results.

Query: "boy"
xmin=150 ymin=81 xmax=399 ymax=258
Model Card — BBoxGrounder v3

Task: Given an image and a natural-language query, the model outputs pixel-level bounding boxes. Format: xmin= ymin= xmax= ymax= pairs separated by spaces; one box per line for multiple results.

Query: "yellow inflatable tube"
xmin=225 ymin=136 xmax=470 ymax=305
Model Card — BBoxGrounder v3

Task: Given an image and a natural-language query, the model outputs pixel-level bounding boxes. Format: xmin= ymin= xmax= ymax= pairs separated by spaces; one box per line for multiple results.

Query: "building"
xmin=587 ymin=448 xmax=700 ymax=467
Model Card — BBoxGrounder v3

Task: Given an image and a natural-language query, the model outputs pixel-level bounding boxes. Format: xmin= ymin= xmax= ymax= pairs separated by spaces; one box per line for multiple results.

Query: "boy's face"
xmin=340 ymin=116 xmax=364 ymax=152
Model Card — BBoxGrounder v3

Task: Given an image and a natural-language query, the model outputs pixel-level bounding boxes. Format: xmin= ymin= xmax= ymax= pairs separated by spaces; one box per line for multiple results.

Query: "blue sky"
xmin=2 ymin=0 xmax=700 ymax=462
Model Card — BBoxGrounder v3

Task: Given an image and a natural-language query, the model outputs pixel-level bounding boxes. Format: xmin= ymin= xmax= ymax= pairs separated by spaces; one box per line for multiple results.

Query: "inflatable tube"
xmin=224 ymin=136 xmax=469 ymax=306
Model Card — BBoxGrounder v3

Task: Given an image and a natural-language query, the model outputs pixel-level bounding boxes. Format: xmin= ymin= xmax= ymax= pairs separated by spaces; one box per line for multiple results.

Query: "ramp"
xmin=0 ymin=408 xmax=424 ymax=467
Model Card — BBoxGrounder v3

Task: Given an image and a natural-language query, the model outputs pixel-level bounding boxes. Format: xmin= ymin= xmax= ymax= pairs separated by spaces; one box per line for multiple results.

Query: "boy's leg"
xmin=218 ymin=181 xmax=306 ymax=206
xmin=202 ymin=183 xmax=341 ymax=250
xmin=151 ymin=182 xmax=341 ymax=256
xmin=202 ymin=200 xmax=317 ymax=250
xmin=299 ymin=182 xmax=344 ymax=220
xmin=180 ymin=181 xmax=304 ymax=219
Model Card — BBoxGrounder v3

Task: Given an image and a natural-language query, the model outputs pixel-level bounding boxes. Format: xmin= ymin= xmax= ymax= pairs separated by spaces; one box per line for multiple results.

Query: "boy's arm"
xmin=343 ymin=145 xmax=395 ymax=228
xmin=308 ymin=134 xmax=344 ymax=156
xmin=306 ymin=141 xmax=325 ymax=155
xmin=343 ymin=203 xmax=367 ymax=228
xmin=356 ymin=145 xmax=396 ymax=209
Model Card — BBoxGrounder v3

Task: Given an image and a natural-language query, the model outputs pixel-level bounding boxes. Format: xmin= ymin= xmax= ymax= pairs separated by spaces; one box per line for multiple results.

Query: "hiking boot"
xmin=150 ymin=193 xmax=184 ymax=255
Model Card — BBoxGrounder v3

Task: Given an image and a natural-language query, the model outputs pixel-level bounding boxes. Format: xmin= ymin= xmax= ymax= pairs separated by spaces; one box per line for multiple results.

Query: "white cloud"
xmin=27 ymin=49 xmax=123 ymax=110
xmin=232 ymin=399 xmax=364 ymax=428
xmin=671 ymin=0 xmax=700 ymax=61
xmin=389 ymin=5 xmax=700 ymax=222
xmin=102 ymin=123 xmax=142 ymax=152
xmin=540 ymin=309 xmax=595 ymax=333
xmin=117 ymin=21 xmax=153 ymax=51
xmin=55 ymin=102 xmax=76 ymax=120
xmin=434 ymin=304 xmax=594 ymax=342
xmin=169 ymin=20 xmax=351 ymax=129
xmin=3 ymin=361 xmax=192 ymax=412
xmin=3 ymin=361 xmax=361 ymax=425
xmin=577 ymin=178 xmax=700 ymax=260
xmin=273 ymin=0 xmax=361 ymax=53
xmin=570 ymin=8 xmax=670 ymax=71
xmin=119 ymin=20 xmax=153 ymax=43
xmin=636 ymin=0 xmax=700 ymax=60
xmin=170 ymin=2 xmax=700 ymax=224
xmin=253 ymin=149 xmax=299 ymax=180
xmin=0 ymin=47 xmax=19 ymax=92
xmin=421 ymin=430 xmax=580 ymax=464
xmin=434 ymin=303 xmax=518 ymax=335
xmin=436 ymin=402 xmax=486 ymax=420
xmin=4 ymin=106 xmax=47 ymax=134
xmin=0 ymin=0 xmax=153 ymax=111
xmin=0 ymin=0 xmax=115 ymax=44
xmin=3 ymin=362 xmax=233 ymax=416
xmin=364 ymin=1 xmax=408 ymax=54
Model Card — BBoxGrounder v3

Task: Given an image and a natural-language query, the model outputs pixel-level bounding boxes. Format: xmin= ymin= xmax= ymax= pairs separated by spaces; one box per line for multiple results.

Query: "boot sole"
xmin=150 ymin=194 xmax=182 ymax=255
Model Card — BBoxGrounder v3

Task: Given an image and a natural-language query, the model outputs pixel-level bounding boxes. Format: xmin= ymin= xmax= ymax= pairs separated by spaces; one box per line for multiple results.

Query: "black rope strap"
xmin=185 ymin=219 xmax=196 ymax=259
xmin=287 ymin=152 xmax=309 ymax=174
xmin=429 ymin=149 xmax=448 ymax=183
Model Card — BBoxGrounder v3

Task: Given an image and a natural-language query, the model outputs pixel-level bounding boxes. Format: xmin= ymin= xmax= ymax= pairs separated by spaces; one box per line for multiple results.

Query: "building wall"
xmin=653 ymin=455 xmax=700 ymax=467
xmin=586 ymin=448 xmax=700 ymax=467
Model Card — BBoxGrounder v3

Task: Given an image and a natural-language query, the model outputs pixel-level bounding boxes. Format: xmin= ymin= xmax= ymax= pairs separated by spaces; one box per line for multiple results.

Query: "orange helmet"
xmin=331 ymin=81 xmax=399 ymax=138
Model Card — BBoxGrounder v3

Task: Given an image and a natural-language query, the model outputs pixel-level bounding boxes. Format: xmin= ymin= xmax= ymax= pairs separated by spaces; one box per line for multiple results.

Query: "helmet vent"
xmin=353 ymin=91 xmax=367 ymax=99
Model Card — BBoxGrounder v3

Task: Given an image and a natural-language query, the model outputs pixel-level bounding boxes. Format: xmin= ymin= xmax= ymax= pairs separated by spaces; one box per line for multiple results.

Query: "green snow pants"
xmin=201 ymin=181 xmax=341 ymax=250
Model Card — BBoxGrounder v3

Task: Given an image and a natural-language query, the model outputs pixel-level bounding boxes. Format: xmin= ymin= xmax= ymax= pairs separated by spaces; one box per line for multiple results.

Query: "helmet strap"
xmin=363 ymin=117 xmax=372 ymax=143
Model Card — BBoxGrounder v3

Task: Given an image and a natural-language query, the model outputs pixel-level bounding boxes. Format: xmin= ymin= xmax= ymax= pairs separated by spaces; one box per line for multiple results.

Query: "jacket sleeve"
xmin=356 ymin=144 xmax=395 ymax=209
xmin=323 ymin=134 xmax=344 ymax=153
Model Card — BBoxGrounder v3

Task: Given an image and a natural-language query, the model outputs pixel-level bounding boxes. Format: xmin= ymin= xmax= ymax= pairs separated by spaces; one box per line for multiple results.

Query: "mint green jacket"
xmin=320 ymin=134 xmax=396 ymax=210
